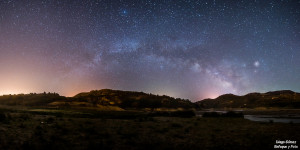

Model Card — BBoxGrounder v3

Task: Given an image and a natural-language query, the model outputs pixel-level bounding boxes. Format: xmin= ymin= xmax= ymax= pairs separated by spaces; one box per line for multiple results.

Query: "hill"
xmin=58 ymin=89 xmax=195 ymax=110
xmin=196 ymin=90 xmax=300 ymax=109
xmin=1 ymin=89 xmax=300 ymax=110
xmin=0 ymin=89 xmax=195 ymax=110
xmin=0 ymin=92 xmax=65 ymax=106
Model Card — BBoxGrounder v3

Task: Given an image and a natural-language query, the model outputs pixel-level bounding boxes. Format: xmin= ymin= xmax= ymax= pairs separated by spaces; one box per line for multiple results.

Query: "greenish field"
xmin=0 ymin=107 xmax=299 ymax=150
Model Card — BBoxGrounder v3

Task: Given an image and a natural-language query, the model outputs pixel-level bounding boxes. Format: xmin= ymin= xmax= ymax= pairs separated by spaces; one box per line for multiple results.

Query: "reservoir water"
xmin=197 ymin=111 xmax=300 ymax=123
xmin=244 ymin=115 xmax=300 ymax=123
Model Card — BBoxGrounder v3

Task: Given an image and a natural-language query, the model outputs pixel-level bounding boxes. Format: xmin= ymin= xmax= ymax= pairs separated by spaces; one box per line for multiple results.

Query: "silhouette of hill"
xmin=1 ymin=90 xmax=299 ymax=109
xmin=0 ymin=92 xmax=65 ymax=106
xmin=67 ymin=89 xmax=195 ymax=110
xmin=196 ymin=90 xmax=300 ymax=108
xmin=0 ymin=89 xmax=195 ymax=110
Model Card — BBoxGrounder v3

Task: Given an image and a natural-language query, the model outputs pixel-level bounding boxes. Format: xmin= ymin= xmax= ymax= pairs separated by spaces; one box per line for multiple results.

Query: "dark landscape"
xmin=0 ymin=89 xmax=299 ymax=150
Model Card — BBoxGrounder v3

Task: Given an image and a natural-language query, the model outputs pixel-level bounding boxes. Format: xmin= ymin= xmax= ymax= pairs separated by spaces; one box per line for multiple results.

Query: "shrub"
xmin=0 ymin=113 xmax=6 ymax=122
xmin=171 ymin=123 xmax=183 ymax=128
xmin=202 ymin=111 xmax=244 ymax=118
xmin=222 ymin=111 xmax=244 ymax=118
xmin=148 ymin=110 xmax=195 ymax=118
xmin=47 ymin=117 xmax=55 ymax=123
xmin=202 ymin=112 xmax=220 ymax=117
xmin=169 ymin=110 xmax=195 ymax=117
xmin=19 ymin=113 xmax=31 ymax=120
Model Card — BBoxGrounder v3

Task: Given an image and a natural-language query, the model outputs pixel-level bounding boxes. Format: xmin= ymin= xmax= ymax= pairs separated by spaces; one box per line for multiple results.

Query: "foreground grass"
xmin=0 ymin=108 xmax=299 ymax=150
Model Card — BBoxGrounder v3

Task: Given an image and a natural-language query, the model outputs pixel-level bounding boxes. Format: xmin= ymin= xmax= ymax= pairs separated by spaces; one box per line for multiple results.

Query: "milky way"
xmin=0 ymin=0 xmax=299 ymax=101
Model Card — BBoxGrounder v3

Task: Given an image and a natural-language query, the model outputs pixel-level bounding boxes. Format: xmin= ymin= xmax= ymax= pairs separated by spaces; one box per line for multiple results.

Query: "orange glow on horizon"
xmin=203 ymin=92 xmax=219 ymax=99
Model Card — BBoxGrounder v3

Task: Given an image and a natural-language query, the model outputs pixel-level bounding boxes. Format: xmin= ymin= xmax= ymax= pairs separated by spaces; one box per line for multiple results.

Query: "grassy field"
xmin=0 ymin=107 xmax=299 ymax=150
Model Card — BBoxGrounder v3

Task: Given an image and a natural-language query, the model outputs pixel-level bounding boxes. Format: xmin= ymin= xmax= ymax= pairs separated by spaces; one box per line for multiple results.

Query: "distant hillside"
xmin=0 ymin=92 xmax=66 ymax=106
xmin=2 ymin=90 xmax=299 ymax=110
xmin=196 ymin=90 xmax=300 ymax=109
xmin=61 ymin=89 xmax=195 ymax=110
xmin=0 ymin=89 xmax=195 ymax=110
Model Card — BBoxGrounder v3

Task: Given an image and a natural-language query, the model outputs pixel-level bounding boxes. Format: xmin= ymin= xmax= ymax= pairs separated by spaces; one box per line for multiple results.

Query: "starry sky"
xmin=0 ymin=0 xmax=299 ymax=101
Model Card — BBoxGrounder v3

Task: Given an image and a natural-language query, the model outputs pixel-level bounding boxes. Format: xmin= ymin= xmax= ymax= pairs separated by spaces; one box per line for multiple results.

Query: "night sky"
xmin=0 ymin=0 xmax=299 ymax=101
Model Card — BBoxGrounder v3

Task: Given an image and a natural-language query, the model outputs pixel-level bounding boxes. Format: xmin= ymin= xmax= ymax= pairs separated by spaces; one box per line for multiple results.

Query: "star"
xmin=254 ymin=61 xmax=260 ymax=67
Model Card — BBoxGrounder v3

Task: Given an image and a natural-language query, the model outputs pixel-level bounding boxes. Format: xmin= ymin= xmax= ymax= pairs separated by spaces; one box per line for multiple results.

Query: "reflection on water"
xmin=196 ymin=110 xmax=300 ymax=123
xmin=244 ymin=115 xmax=300 ymax=123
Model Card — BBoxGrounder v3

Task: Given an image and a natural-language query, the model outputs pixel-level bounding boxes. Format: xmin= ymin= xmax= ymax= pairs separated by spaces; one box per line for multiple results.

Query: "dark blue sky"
xmin=0 ymin=0 xmax=299 ymax=101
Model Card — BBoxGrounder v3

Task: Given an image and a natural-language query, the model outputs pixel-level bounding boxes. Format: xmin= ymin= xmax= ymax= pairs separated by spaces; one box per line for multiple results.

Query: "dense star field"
xmin=0 ymin=0 xmax=299 ymax=101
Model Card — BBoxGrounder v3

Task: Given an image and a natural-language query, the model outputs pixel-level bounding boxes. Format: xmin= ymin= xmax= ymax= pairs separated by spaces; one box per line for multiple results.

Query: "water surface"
xmin=244 ymin=115 xmax=300 ymax=123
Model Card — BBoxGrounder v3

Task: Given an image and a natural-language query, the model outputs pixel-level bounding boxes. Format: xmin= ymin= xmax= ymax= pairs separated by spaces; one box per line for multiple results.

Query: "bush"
xmin=47 ymin=117 xmax=55 ymax=123
xmin=222 ymin=111 xmax=244 ymax=118
xmin=148 ymin=111 xmax=169 ymax=117
xmin=202 ymin=111 xmax=244 ymax=118
xmin=202 ymin=112 xmax=221 ymax=117
xmin=19 ymin=113 xmax=31 ymax=120
xmin=148 ymin=110 xmax=195 ymax=118
xmin=171 ymin=123 xmax=183 ymax=128
xmin=169 ymin=110 xmax=195 ymax=117
xmin=0 ymin=113 xmax=6 ymax=122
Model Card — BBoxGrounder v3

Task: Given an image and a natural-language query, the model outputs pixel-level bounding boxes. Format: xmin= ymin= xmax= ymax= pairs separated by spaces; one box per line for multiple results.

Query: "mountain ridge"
xmin=0 ymin=89 xmax=195 ymax=110
xmin=196 ymin=90 xmax=300 ymax=108
xmin=0 ymin=89 xmax=299 ymax=109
